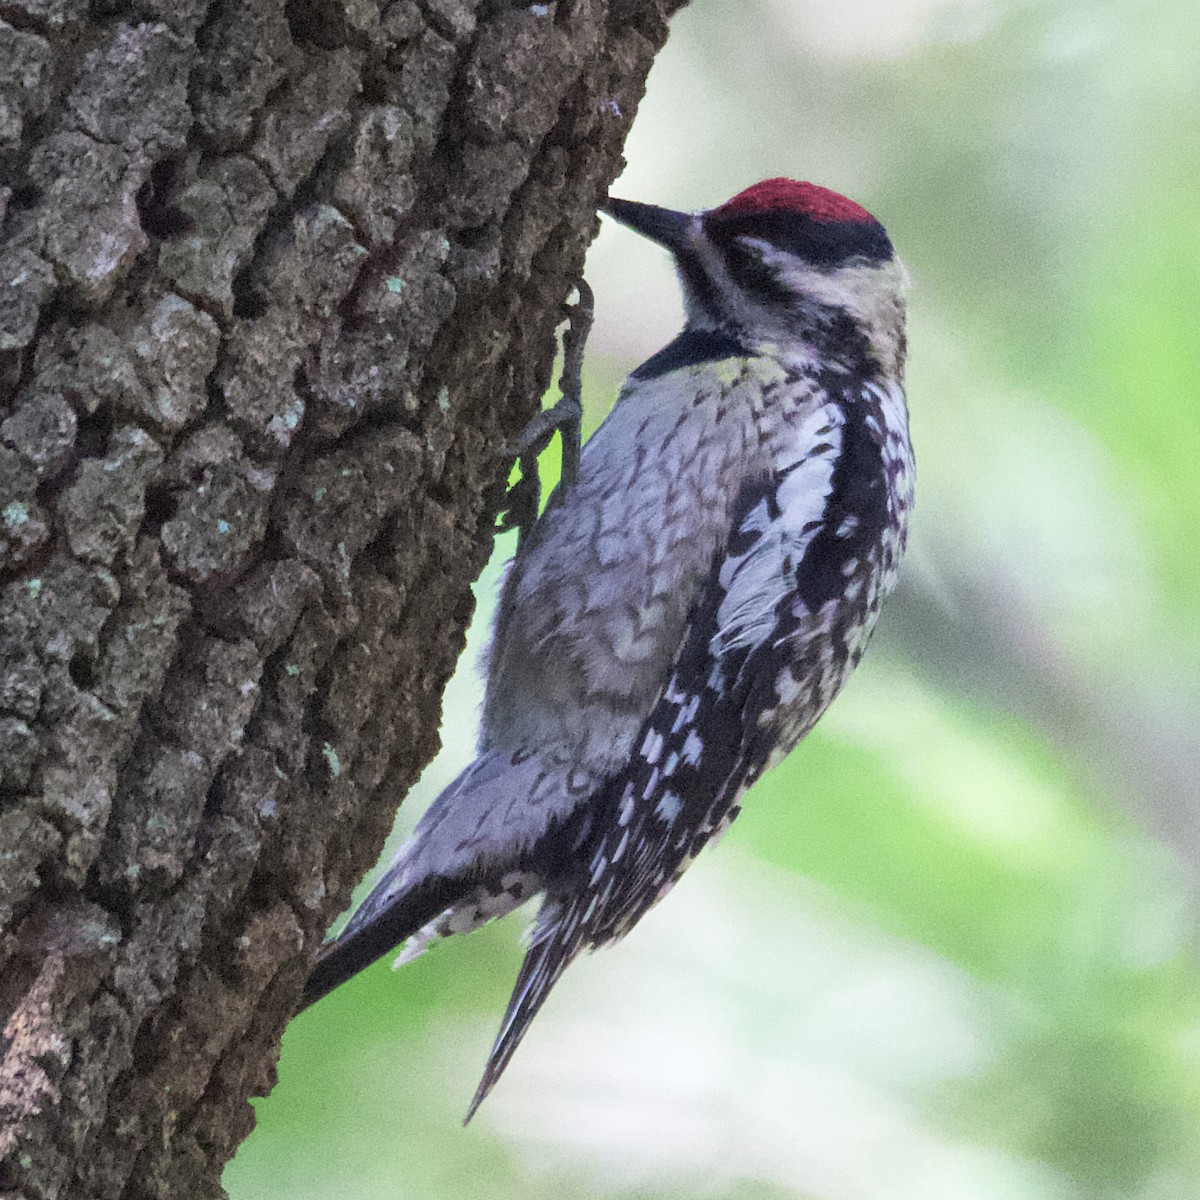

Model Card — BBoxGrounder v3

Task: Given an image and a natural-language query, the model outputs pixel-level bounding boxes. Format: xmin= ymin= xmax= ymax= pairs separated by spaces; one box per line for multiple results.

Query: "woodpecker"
xmin=304 ymin=178 xmax=914 ymax=1120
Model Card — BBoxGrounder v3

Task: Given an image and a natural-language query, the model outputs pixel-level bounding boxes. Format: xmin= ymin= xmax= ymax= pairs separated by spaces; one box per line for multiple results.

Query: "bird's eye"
xmin=733 ymin=235 xmax=772 ymax=260
xmin=726 ymin=237 xmax=789 ymax=302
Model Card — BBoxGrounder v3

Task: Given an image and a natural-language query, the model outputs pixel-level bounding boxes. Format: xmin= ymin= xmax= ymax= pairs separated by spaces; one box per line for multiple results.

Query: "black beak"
xmin=602 ymin=198 xmax=695 ymax=253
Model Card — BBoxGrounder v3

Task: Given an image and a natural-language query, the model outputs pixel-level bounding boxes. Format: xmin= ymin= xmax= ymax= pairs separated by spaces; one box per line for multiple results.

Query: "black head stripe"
xmin=721 ymin=240 xmax=793 ymax=307
xmin=671 ymin=246 xmax=722 ymax=318
xmin=708 ymin=210 xmax=894 ymax=269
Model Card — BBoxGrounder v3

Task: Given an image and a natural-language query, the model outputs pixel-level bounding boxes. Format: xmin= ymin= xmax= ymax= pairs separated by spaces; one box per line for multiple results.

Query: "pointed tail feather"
xmin=301 ymin=877 xmax=457 ymax=1011
xmin=463 ymin=899 xmax=586 ymax=1123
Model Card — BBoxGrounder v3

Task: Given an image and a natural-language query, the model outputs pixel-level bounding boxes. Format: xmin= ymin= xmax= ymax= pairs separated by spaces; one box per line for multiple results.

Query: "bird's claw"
xmin=497 ymin=280 xmax=594 ymax=549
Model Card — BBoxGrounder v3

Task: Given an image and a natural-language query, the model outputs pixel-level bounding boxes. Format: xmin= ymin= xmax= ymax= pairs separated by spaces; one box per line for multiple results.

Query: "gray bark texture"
xmin=0 ymin=0 xmax=684 ymax=1194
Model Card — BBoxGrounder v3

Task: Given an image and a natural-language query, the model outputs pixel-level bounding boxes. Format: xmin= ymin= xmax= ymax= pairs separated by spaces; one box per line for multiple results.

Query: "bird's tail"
xmin=301 ymin=875 xmax=457 ymax=1010
xmin=300 ymin=753 xmax=517 ymax=1011
xmin=464 ymin=895 xmax=588 ymax=1123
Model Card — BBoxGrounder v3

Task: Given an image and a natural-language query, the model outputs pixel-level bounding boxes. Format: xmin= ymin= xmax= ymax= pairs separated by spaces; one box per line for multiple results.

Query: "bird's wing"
xmin=578 ymin=433 xmax=850 ymax=943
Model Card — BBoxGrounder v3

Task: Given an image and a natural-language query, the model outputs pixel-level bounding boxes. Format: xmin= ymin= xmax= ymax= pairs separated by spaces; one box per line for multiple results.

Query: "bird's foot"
xmin=496 ymin=281 xmax=594 ymax=548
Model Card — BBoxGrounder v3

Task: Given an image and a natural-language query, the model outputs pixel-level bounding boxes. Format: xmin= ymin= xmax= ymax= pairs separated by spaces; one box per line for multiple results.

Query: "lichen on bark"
xmin=0 ymin=0 xmax=685 ymax=1194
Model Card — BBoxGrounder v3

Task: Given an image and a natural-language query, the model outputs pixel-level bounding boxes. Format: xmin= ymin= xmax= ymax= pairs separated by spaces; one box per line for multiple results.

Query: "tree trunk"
xmin=0 ymin=0 xmax=683 ymax=1193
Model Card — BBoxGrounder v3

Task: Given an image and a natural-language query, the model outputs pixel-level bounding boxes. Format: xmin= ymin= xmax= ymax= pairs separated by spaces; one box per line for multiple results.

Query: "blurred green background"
xmin=226 ymin=1 xmax=1200 ymax=1196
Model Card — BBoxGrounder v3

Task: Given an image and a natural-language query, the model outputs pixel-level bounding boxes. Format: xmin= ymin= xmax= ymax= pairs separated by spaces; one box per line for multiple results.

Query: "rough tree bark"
xmin=0 ymin=0 xmax=685 ymax=1194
